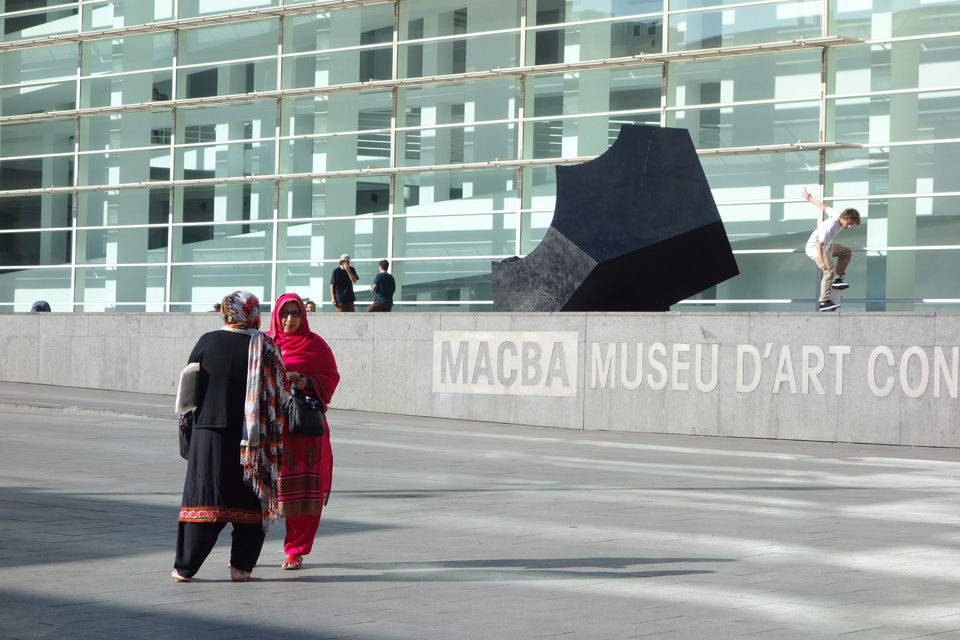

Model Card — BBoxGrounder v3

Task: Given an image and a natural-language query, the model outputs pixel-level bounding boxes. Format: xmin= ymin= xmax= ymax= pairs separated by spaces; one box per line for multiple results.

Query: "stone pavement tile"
xmin=4 ymin=405 xmax=960 ymax=640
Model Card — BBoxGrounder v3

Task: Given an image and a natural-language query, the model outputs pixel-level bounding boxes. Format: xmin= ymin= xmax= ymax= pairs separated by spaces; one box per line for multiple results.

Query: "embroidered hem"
xmin=179 ymin=506 xmax=262 ymax=524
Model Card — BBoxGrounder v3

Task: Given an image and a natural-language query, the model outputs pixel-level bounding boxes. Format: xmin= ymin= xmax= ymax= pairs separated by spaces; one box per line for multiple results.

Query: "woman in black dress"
xmin=172 ymin=291 xmax=291 ymax=582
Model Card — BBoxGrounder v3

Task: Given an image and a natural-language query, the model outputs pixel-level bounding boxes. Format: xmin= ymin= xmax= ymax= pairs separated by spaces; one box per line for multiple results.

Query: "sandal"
xmin=230 ymin=568 xmax=251 ymax=582
xmin=171 ymin=570 xmax=191 ymax=583
xmin=281 ymin=554 xmax=302 ymax=570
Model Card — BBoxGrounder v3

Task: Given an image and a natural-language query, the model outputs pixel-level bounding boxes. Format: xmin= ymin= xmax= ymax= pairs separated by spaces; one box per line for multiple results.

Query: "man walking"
xmin=329 ymin=254 xmax=359 ymax=312
xmin=802 ymin=188 xmax=861 ymax=311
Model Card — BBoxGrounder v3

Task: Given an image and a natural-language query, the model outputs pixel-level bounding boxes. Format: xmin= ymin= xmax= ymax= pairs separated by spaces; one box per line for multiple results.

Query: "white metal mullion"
xmin=386 ymin=0 xmax=400 ymax=281
xmin=166 ymin=24 xmax=180 ymax=312
xmin=69 ymin=41 xmax=82 ymax=312
xmin=271 ymin=16 xmax=284 ymax=308
xmin=514 ymin=0 xmax=526 ymax=257
xmin=662 ymin=0 xmax=670 ymax=127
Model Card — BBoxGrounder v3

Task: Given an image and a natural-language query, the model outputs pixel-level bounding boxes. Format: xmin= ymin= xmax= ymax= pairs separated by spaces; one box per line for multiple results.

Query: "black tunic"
xmin=179 ymin=330 xmax=261 ymax=524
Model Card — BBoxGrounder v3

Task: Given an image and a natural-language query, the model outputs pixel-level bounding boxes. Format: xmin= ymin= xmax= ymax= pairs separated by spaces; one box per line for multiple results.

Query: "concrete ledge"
xmin=4 ymin=312 xmax=959 ymax=447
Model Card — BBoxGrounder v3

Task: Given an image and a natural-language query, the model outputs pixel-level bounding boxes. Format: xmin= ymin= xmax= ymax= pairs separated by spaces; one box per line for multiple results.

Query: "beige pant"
xmin=819 ymin=243 xmax=851 ymax=302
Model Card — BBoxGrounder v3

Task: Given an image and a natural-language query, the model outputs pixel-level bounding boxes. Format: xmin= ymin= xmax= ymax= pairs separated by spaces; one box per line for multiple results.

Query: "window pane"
xmin=173 ymin=221 xmax=274 ymax=262
xmin=400 ymin=1 xmax=520 ymax=38
xmin=170 ymin=263 xmax=272 ymax=311
xmin=274 ymin=261 xmax=331 ymax=309
xmin=0 ymin=6 xmax=77 ymax=42
xmin=393 ymin=258 xmax=493 ymax=304
xmin=177 ymin=101 xmax=276 ymax=144
xmin=397 ymin=122 xmax=517 ymax=168
xmin=831 ymin=37 xmax=960 ymax=95
xmin=0 ymin=156 xmax=74 ymax=190
xmin=830 ymin=0 xmax=960 ymax=40
xmin=79 ymin=148 xmax=170 ymax=186
xmin=669 ymin=50 xmax=820 ymax=106
xmin=528 ymin=67 xmax=662 ymax=118
xmin=0 ymin=119 xmax=75 ymax=157
xmin=180 ymin=19 xmax=279 ymax=65
xmin=519 ymin=209 xmax=553 ymax=253
xmin=81 ymin=33 xmax=174 ymax=76
xmin=712 ymin=247 xmax=960 ymax=311
xmin=394 ymin=213 xmax=516 ymax=258
xmin=702 ymin=151 xmax=819 ymax=208
xmin=529 ymin=0 xmax=662 ymax=22
xmin=79 ymin=188 xmax=170 ymax=227
xmin=178 ymin=0 xmax=277 ymax=19
xmin=80 ymin=111 xmax=173 ymax=151
xmin=279 ymin=176 xmax=390 ymax=219
xmin=526 ymin=18 xmax=663 ymax=65
xmin=280 ymin=135 xmax=386 ymax=173
xmin=175 ymin=141 xmax=274 ymax=180
xmin=278 ymin=217 xmax=388 ymax=261
xmin=282 ymin=91 xmax=392 ymax=136
xmin=1 ymin=81 xmax=75 ymax=116
xmin=524 ymin=113 xmax=661 ymax=159
xmin=398 ymin=78 xmax=519 ymax=127
xmin=668 ymin=100 xmax=820 ymax=149
xmin=173 ymin=182 xmax=274 ymax=224
xmin=81 ymin=71 xmax=172 ymax=108
xmin=708 ymin=251 xmax=811 ymax=301
xmin=826 ymin=144 xmax=960 ymax=210
xmin=2 ymin=44 xmax=75 ymax=84
xmin=830 ymin=90 xmax=960 ymax=144
xmin=669 ymin=0 xmax=821 ymax=51
xmin=282 ymin=47 xmax=393 ymax=88
xmin=396 ymin=169 xmax=519 ymax=215
xmin=283 ymin=5 xmax=394 ymax=53
xmin=0 ymin=267 xmax=72 ymax=311
xmin=179 ymin=60 xmax=277 ymax=98
xmin=398 ymin=33 xmax=519 ymax=79
xmin=74 ymin=265 xmax=168 ymax=311
xmin=83 ymin=0 xmax=174 ymax=30
xmin=522 ymin=165 xmax=558 ymax=211
xmin=718 ymin=202 xmax=812 ymax=247
xmin=0 ymin=193 xmax=72 ymax=229
xmin=77 ymin=227 xmax=168 ymax=264
xmin=0 ymin=230 xmax=72 ymax=266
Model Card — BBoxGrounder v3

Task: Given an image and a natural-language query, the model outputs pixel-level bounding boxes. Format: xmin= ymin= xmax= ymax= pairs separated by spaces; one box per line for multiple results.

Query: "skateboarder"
xmin=802 ymin=188 xmax=861 ymax=311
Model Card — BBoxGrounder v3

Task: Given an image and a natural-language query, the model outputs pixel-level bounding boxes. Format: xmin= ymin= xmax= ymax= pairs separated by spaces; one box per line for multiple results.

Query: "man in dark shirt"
xmin=329 ymin=253 xmax=359 ymax=312
xmin=367 ymin=259 xmax=396 ymax=312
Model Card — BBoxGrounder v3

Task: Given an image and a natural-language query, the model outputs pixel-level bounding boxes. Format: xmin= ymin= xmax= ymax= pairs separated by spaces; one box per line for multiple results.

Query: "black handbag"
xmin=289 ymin=389 xmax=325 ymax=436
xmin=178 ymin=411 xmax=194 ymax=460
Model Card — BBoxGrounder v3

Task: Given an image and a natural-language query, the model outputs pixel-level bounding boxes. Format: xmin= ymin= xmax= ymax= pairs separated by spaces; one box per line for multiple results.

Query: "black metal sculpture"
xmin=492 ymin=125 xmax=739 ymax=312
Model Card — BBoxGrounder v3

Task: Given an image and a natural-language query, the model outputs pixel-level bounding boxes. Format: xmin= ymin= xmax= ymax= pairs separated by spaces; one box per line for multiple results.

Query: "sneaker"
xmin=819 ymin=300 xmax=841 ymax=312
xmin=832 ymin=277 xmax=850 ymax=290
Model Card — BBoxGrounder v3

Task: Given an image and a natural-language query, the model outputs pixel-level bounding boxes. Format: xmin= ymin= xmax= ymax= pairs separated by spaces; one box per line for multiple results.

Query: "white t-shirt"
xmin=805 ymin=207 xmax=842 ymax=260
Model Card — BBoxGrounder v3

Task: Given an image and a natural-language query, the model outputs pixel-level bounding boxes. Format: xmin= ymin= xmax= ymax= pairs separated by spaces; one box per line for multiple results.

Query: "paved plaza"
xmin=1 ymin=382 xmax=960 ymax=639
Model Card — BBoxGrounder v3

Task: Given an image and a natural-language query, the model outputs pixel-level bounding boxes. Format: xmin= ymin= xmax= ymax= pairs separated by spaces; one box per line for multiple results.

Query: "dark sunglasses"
xmin=279 ymin=310 xmax=302 ymax=318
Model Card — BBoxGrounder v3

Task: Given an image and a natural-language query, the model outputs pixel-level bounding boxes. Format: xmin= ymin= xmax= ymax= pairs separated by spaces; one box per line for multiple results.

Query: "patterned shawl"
xmin=220 ymin=290 xmax=292 ymax=529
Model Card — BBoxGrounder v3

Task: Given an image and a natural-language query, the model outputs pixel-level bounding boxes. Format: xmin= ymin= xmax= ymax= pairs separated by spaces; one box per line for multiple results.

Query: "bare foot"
xmin=230 ymin=568 xmax=251 ymax=582
xmin=171 ymin=570 xmax=191 ymax=582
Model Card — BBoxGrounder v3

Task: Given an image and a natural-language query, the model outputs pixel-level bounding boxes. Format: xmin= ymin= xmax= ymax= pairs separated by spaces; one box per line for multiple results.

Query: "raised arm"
xmin=802 ymin=188 xmax=828 ymax=212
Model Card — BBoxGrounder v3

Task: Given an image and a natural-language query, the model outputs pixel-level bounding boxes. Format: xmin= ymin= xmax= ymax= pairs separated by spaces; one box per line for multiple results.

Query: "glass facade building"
xmin=1 ymin=0 xmax=958 ymax=312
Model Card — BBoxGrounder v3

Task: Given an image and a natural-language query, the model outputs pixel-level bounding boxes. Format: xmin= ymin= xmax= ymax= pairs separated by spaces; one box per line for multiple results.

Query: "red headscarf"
xmin=270 ymin=293 xmax=340 ymax=411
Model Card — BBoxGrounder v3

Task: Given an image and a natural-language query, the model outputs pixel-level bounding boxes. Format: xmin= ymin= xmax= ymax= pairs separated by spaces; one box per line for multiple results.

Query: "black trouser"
xmin=174 ymin=521 xmax=265 ymax=578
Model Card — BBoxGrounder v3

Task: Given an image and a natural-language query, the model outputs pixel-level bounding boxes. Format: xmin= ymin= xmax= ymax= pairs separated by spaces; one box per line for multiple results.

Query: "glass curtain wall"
xmin=1 ymin=0 xmax=958 ymax=312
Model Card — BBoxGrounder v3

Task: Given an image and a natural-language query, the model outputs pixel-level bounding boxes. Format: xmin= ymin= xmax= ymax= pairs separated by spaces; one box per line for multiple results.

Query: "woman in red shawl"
xmin=270 ymin=293 xmax=340 ymax=570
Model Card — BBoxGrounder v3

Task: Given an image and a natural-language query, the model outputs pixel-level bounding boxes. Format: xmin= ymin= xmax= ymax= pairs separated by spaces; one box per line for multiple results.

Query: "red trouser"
xmin=284 ymin=514 xmax=321 ymax=556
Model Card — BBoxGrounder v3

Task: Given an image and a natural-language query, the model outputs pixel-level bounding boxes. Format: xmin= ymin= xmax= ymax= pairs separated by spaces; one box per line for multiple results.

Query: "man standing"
xmin=367 ymin=259 xmax=396 ymax=312
xmin=802 ymin=188 xmax=861 ymax=312
xmin=329 ymin=254 xmax=359 ymax=312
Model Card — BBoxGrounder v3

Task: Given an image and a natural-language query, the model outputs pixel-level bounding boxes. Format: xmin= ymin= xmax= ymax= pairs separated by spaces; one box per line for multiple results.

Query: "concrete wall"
xmin=4 ymin=312 xmax=959 ymax=447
